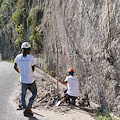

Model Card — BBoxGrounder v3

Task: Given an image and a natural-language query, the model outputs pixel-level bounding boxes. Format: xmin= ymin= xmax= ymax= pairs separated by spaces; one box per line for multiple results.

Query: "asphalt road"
xmin=0 ymin=61 xmax=43 ymax=120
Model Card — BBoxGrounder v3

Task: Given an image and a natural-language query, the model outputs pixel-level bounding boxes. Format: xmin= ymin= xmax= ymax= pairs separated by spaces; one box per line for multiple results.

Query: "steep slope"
xmin=38 ymin=0 xmax=120 ymax=117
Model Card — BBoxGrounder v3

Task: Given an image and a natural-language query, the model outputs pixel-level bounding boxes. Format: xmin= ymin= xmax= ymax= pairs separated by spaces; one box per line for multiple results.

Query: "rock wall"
xmin=0 ymin=0 xmax=120 ymax=117
xmin=36 ymin=0 xmax=120 ymax=117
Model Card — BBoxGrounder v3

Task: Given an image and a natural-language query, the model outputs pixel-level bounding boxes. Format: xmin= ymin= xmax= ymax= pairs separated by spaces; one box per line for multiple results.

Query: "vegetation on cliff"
xmin=0 ymin=0 xmax=44 ymax=57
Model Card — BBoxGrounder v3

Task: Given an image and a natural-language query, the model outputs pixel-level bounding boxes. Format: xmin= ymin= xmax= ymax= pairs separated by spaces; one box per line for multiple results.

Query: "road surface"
xmin=0 ymin=61 xmax=95 ymax=120
xmin=0 ymin=61 xmax=43 ymax=120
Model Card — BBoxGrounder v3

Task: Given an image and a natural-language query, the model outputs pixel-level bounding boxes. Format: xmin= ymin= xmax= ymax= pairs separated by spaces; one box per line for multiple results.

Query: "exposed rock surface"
xmin=0 ymin=0 xmax=120 ymax=117
xmin=36 ymin=0 xmax=120 ymax=117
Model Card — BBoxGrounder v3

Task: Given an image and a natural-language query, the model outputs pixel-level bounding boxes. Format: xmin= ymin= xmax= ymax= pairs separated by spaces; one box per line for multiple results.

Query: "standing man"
xmin=14 ymin=42 xmax=37 ymax=117
xmin=56 ymin=68 xmax=79 ymax=106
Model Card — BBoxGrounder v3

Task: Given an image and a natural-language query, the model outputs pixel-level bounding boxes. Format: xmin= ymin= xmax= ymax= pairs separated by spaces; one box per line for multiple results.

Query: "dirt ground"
xmin=31 ymin=107 xmax=95 ymax=120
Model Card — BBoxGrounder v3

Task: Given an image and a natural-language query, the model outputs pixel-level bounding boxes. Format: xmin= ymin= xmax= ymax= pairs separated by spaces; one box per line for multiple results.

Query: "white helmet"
xmin=21 ymin=42 xmax=31 ymax=49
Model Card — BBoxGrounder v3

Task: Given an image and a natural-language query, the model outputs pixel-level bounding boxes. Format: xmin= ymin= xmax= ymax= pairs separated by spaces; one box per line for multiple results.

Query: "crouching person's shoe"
xmin=23 ymin=107 xmax=33 ymax=117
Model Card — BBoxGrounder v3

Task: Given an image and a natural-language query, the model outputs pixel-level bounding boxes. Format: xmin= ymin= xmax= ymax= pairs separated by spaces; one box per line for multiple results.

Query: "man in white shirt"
xmin=57 ymin=68 xmax=79 ymax=106
xmin=14 ymin=42 xmax=37 ymax=117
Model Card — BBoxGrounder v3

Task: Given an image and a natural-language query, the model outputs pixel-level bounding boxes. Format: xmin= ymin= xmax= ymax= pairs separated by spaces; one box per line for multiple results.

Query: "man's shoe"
xmin=23 ymin=109 xmax=29 ymax=117
xmin=23 ymin=107 xmax=33 ymax=117
xmin=26 ymin=107 xmax=33 ymax=116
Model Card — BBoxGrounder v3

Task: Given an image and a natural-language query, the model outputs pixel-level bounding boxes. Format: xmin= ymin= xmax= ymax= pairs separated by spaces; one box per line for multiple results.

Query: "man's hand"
xmin=32 ymin=65 xmax=35 ymax=72
xmin=58 ymin=80 xmax=68 ymax=85
xmin=14 ymin=63 xmax=19 ymax=73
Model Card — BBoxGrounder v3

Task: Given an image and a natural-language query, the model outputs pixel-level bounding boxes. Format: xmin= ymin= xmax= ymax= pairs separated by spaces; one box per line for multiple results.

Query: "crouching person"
xmin=57 ymin=68 xmax=79 ymax=106
xmin=14 ymin=42 xmax=37 ymax=117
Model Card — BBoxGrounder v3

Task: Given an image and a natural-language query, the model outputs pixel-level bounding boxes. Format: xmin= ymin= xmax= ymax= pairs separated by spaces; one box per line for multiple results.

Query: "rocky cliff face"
xmin=0 ymin=0 xmax=120 ymax=117
xmin=36 ymin=0 xmax=120 ymax=116
xmin=0 ymin=23 xmax=16 ymax=60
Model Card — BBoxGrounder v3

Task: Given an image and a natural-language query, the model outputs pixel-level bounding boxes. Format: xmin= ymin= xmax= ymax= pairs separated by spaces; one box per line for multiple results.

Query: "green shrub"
xmin=14 ymin=24 xmax=26 ymax=48
xmin=93 ymin=109 xmax=118 ymax=120
xmin=27 ymin=6 xmax=43 ymax=27
xmin=4 ymin=60 xmax=14 ymax=63
xmin=11 ymin=8 xmax=22 ymax=26
xmin=1 ymin=3 xmax=8 ymax=11
xmin=0 ymin=14 xmax=3 ymax=20
xmin=27 ymin=16 xmax=32 ymax=27
xmin=0 ymin=1 xmax=13 ymax=26
xmin=10 ymin=0 xmax=18 ymax=8
xmin=27 ymin=7 xmax=44 ymax=52
xmin=27 ymin=8 xmax=35 ymax=27
xmin=50 ymin=70 xmax=56 ymax=77
xmin=0 ymin=0 xmax=3 ymax=6
xmin=28 ymin=0 xmax=33 ymax=7
xmin=30 ymin=24 xmax=43 ymax=52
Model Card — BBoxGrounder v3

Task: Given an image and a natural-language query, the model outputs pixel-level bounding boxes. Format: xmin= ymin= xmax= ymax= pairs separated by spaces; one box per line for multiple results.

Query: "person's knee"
xmin=34 ymin=91 xmax=37 ymax=96
xmin=70 ymin=96 xmax=77 ymax=105
xmin=21 ymin=93 xmax=26 ymax=97
xmin=32 ymin=89 xmax=37 ymax=97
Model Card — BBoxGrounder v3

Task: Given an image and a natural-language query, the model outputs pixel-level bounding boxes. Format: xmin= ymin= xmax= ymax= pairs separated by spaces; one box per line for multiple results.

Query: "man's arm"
xmin=14 ymin=63 xmax=19 ymax=73
xmin=59 ymin=80 xmax=68 ymax=85
xmin=32 ymin=65 xmax=35 ymax=72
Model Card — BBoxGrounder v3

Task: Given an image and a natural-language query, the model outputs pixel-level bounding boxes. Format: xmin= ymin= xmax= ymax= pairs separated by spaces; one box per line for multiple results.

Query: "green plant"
xmin=0 ymin=14 xmax=3 ymax=20
xmin=14 ymin=24 xmax=26 ymax=47
xmin=27 ymin=16 xmax=32 ymax=27
xmin=26 ymin=6 xmax=44 ymax=52
xmin=0 ymin=0 xmax=3 ymax=6
xmin=0 ymin=0 xmax=15 ymax=28
xmin=1 ymin=0 xmax=17 ymax=8
xmin=27 ymin=6 xmax=43 ymax=27
xmin=50 ymin=70 xmax=56 ymax=77
xmin=30 ymin=24 xmax=43 ymax=52
xmin=27 ymin=7 xmax=35 ymax=27
xmin=10 ymin=0 xmax=18 ymax=8
xmin=1 ymin=1 xmax=12 ymax=14
xmin=11 ymin=0 xmax=28 ymax=26
xmin=43 ymin=69 xmax=47 ymax=73
xmin=1 ymin=3 xmax=8 ymax=11
xmin=16 ymin=0 xmax=23 ymax=8
xmin=93 ymin=109 xmax=118 ymax=120
xmin=28 ymin=0 xmax=33 ymax=7
xmin=11 ymin=8 xmax=22 ymax=26
xmin=4 ymin=60 xmax=14 ymax=63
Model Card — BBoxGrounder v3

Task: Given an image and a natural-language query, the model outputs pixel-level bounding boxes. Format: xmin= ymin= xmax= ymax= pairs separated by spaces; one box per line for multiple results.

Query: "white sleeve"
xmin=65 ymin=77 xmax=68 ymax=82
xmin=31 ymin=56 xmax=36 ymax=66
xmin=14 ymin=55 xmax=18 ymax=64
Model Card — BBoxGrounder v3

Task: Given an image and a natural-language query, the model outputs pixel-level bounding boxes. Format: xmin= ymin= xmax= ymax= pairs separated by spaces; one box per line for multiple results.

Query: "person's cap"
xmin=68 ymin=68 xmax=75 ymax=72
xmin=21 ymin=42 xmax=31 ymax=49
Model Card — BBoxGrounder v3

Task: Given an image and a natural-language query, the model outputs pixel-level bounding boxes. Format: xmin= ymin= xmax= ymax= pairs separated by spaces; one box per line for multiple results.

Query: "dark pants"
xmin=21 ymin=81 xmax=37 ymax=109
xmin=64 ymin=94 xmax=77 ymax=105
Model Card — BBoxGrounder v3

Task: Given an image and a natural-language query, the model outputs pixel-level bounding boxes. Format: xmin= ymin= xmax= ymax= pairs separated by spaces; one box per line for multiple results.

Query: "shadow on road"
xmin=23 ymin=112 xmax=44 ymax=120
xmin=61 ymin=104 xmax=95 ymax=115
xmin=33 ymin=111 xmax=44 ymax=117
xmin=28 ymin=116 xmax=39 ymax=120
